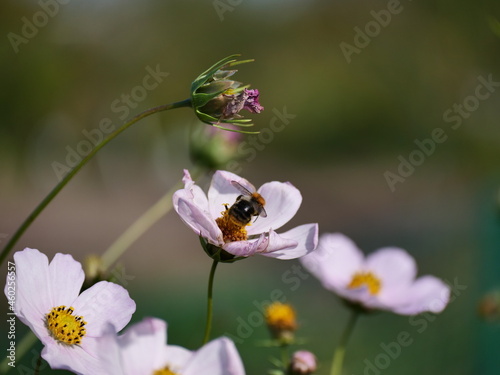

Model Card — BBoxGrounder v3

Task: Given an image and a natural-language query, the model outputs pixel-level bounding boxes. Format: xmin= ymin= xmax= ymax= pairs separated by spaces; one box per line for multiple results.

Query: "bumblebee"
xmin=226 ymin=180 xmax=267 ymax=226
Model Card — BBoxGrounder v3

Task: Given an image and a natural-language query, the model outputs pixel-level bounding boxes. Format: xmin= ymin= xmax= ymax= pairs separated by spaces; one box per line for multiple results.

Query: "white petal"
xmin=391 ymin=276 xmax=451 ymax=315
xmin=184 ymin=337 xmax=245 ymax=375
xmin=113 ymin=318 xmax=167 ymax=374
xmin=247 ymin=181 xmax=302 ymax=235
xmin=73 ymin=281 xmax=136 ymax=336
xmin=208 ymin=170 xmax=253 ymax=220
xmin=9 ymin=249 xmax=55 ymax=338
xmin=174 ymin=189 xmax=224 ymax=246
xmin=223 ymin=233 xmax=268 ymax=257
xmin=261 ymin=224 xmax=318 ymax=260
xmin=163 ymin=345 xmax=193 ymax=372
xmin=365 ymin=248 xmax=417 ymax=294
xmin=300 ymin=233 xmax=364 ymax=293
xmin=48 ymin=252 xmax=85 ymax=305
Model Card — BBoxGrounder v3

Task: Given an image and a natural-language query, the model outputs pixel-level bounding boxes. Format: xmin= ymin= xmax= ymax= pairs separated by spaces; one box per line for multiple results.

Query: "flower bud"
xmin=190 ymin=54 xmax=264 ymax=132
xmin=288 ymin=350 xmax=317 ymax=375
xmin=478 ymin=290 xmax=500 ymax=322
xmin=265 ymin=302 xmax=297 ymax=344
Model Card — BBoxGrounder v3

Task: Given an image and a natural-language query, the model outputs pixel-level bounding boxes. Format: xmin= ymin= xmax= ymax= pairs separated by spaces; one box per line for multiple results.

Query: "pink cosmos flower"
xmin=173 ymin=170 xmax=318 ymax=260
xmin=300 ymin=233 xmax=450 ymax=315
xmin=98 ymin=317 xmax=246 ymax=375
xmin=4 ymin=248 xmax=136 ymax=374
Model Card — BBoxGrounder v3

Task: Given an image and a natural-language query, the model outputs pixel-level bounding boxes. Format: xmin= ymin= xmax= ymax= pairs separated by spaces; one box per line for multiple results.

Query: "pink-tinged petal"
xmin=247 ymin=181 xmax=302 ymax=235
xmin=223 ymin=233 xmax=268 ymax=257
xmin=174 ymin=191 xmax=224 ymax=246
xmin=48 ymin=253 xmax=85 ymax=306
xmin=208 ymin=170 xmax=254 ymax=220
xmin=119 ymin=318 xmax=167 ymax=374
xmin=300 ymin=233 xmax=364 ymax=293
xmin=9 ymin=249 xmax=53 ymax=332
xmin=365 ymin=248 xmax=417 ymax=292
xmin=261 ymin=224 xmax=318 ymax=260
xmin=391 ymin=276 xmax=451 ymax=315
xmin=163 ymin=345 xmax=193 ymax=372
xmin=182 ymin=169 xmax=195 ymax=189
xmin=73 ymin=281 xmax=136 ymax=336
xmin=41 ymin=337 xmax=109 ymax=375
xmin=184 ymin=337 xmax=246 ymax=375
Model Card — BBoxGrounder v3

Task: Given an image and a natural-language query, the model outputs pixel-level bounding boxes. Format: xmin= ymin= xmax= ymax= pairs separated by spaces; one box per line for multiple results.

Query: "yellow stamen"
xmin=46 ymin=306 xmax=87 ymax=345
xmin=215 ymin=209 xmax=248 ymax=242
xmin=347 ymin=272 xmax=382 ymax=295
xmin=153 ymin=367 xmax=178 ymax=375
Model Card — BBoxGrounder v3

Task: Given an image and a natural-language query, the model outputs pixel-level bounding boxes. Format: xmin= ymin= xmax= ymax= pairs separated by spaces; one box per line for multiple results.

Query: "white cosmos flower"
xmin=4 ymin=248 xmax=136 ymax=374
xmin=173 ymin=169 xmax=318 ymax=260
xmin=300 ymin=233 xmax=451 ymax=315
xmin=98 ymin=317 xmax=246 ymax=375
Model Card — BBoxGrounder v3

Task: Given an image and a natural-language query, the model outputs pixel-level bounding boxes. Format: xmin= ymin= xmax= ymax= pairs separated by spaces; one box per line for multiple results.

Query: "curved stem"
xmin=203 ymin=258 xmax=219 ymax=344
xmin=330 ymin=310 xmax=359 ymax=375
xmin=0 ymin=99 xmax=191 ymax=266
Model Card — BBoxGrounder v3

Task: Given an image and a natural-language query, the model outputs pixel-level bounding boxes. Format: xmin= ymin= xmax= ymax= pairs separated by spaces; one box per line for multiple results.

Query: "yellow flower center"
xmin=347 ymin=272 xmax=382 ymax=295
xmin=215 ymin=208 xmax=248 ymax=242
xmin=265 ymin=302 xmax=297 ymax=332
xmin=153 ymin=368 xmax=178 ymax=375
xmin=46 ymin=306 xmax=87 ymax=345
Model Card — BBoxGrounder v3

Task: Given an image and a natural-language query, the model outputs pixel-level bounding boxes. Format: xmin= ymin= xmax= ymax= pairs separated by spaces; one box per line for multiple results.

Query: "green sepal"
xmin=199 ymin=236 xmax=247 ymax=263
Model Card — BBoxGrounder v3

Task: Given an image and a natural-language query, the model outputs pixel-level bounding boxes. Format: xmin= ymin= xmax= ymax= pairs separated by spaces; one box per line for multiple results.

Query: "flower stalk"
xmin=0 ymin=99 xmax=191 ymax=266
xmin=330 ymin=310 xmax=359 ymax=375
xmin=203 ymin=258 xmax=219 ymax=344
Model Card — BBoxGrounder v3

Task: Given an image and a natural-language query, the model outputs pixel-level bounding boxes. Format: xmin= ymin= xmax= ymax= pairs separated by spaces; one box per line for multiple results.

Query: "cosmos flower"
xmin=4 ymin=248 xmax=136 ymax=374
xmin=173 ymin=169 xmax=318 ymax=260
xmin=190 ymin=54 xmax=264 ymax=131
xmin=98 ymin=317 xmax=246 ymax=375
xmin=300 ymin=233 xmax=450 ymax=315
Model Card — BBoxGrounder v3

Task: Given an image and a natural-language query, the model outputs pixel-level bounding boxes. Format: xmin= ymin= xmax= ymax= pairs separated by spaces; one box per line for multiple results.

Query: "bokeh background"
xmin=1 ymin=0 xmax=500 ymax=374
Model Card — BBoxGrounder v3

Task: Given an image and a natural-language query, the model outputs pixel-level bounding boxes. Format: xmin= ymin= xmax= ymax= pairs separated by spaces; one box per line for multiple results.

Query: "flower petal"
xmin=365 ymin=248 xmax=417 ymax=293
xmin=73 ymin=281 xmax=136 ymax=336
xmin=300 ymin=233 xmax=364 ymax=293
xmin=223 ymin=233 xmax=268 ymax=257
xmin=174 ymin=188 xmax=224 ymax=246
xmin=390 ymin=276 xmax=451 ymax=315
xmin=208 ymin=170 xmax=254 ymax=220
xmin=48 ymin=252 xmax=85 ymax=306
xmin=163 ymin=345 xmax=193 ymax=372
xmin=183 ymin=337 xmax=245 ymax=375
xmin=261 ymin=224 xmax=318 ymax=260
xmin=247 ymin=181 xmax=302 ymax=235
xmin=119 ymin=317 xmax=168 ymax=374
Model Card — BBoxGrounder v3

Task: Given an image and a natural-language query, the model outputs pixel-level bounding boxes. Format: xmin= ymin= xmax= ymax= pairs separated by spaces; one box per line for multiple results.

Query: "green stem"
xmin=280 ymin=343 xmax=290 ymax=370
xmin=0 ymin=99 xmax=191 ymax=266
xmin=0 ymin=331 xmax=38 ymax=373
xmin=330 ymin=310 xmax=359 ymax=375
xmin=203 ymin=258 xmax=219 ymax=344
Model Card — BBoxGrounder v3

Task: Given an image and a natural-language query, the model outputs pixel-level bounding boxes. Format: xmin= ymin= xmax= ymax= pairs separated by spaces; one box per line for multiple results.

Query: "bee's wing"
xmin=258 ymin=206 xmax=267 ymax=218
xmin=230 ymin=180 xmax=254 ymax=195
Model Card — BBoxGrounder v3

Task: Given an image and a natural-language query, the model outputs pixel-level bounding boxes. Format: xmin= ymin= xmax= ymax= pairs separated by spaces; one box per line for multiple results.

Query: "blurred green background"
xmin=1 ymin=0 xmax=500 ymax=374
